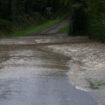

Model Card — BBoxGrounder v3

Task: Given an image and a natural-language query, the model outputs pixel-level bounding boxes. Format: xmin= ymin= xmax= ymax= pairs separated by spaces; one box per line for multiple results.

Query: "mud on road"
xmin=35 ymin=35 xmax=105 ymax=105
xmin=0 ymin=35 xmax=99 ymax=105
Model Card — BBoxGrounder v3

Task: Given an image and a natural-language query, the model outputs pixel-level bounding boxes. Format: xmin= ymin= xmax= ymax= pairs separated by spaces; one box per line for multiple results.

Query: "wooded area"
xmin=62 ymin=0 xmax=105 ymax=42
xmin=0 ymin=0 xmax=105 ymax=42
xmin=0 ymin=0 xmax=66 ymax=35
xmin=0 ymin=0 xmax=63 ymax=20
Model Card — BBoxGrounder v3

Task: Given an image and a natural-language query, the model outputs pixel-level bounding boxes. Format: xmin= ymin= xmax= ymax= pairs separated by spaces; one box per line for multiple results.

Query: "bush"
xmin=0 ymin=18 xmax=11 ymax=32
xmin=70 ymin=3 xmax=88 ymax=36
xmin=88 ymin=14 xmax=105 ymax=42
xmin=84 ymin=0 xmax=105 ymax=42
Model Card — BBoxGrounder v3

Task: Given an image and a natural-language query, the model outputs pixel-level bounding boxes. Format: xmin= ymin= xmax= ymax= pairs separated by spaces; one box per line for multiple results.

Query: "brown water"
xmin=0 ymin=37 xmax=98 ymax=105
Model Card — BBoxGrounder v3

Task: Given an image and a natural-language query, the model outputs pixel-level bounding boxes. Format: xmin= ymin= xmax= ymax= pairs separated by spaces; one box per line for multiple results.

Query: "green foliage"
xmin=59 ymin=0 xmax=105 ymax=42
xmin=57 ymin=25 xmax=69 ymax=33
xmin=0 ymin=18 xmax=11 ymax=32
xmin=0 ymin=18 xmax=10 ymax=26
xmin=1 ymin=0 xmax=105 ymax=43
xmin=70 ymin=3 xmax=88 ymax=35
xmin=0 ymin=0 xmax=68 ymax=36
xmin=88 ymin=80 xmax=99 ymax=89
xmin=87 ymin=1 xmax=105 ymax=42
xmin=88 ymin=80 xmax=105 ymax=89
xmin=6 ymin=16 xmax=66 ymax=37
xmin=88 ymin=13 xmax=105 ymax=42
xmin=59 ymin=0 xmax=69 ymax=6
xmin=32 ymin=12 xmax=46 ymax=22
xmin=72 ymin=3 xmax=82 ymax=8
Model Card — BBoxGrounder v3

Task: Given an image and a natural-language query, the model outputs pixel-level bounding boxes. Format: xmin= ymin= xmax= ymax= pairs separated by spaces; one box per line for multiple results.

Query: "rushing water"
xmin=0 ymin=45 xmax=98 ymax=105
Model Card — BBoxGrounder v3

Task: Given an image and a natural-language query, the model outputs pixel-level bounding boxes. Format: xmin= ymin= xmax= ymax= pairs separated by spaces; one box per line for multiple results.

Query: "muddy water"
xmin=0 ymin=45 xmax=98 ymax=105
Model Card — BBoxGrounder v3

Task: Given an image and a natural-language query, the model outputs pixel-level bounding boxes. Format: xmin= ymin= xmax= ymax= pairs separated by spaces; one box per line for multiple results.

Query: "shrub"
xmin=0 ymin=18 xmax=11 ymax=32
xmin=70 ymin=3 xmax=88 ymax=36
xmin=88 ymin=13 xmax=105 ymax=42
xmin=87 ymin=0 xmax=105 ymax=42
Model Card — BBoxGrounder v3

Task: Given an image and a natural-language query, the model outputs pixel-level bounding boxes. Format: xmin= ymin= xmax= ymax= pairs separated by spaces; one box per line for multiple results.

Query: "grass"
xmin=88 ymin=80 xmax=105 ymax=89
xmin=4 ymin=14 xmax=69 ymax=38
xmin=57 ymin=24 xmax=69 ymax=34
xmin=42 ymin=20 xmax=69 ymax=34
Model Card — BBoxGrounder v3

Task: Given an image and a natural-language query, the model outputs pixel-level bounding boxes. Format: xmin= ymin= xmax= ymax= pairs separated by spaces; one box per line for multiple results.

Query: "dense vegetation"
xmin=61 ymin=0 xmax=105 ymax=42
xmin=0 ymin=0 xmax=67 ymax=36
xmin=0 ymin=0 xmax=105 ymax=42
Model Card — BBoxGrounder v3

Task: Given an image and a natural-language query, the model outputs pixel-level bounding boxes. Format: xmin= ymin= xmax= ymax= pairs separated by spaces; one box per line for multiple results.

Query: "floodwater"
xmin=0 ymin=43 xmax=98 ymax=105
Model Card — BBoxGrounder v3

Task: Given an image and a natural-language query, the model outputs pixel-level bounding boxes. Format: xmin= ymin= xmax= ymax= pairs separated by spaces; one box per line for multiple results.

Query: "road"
xmin=0 ymin=36 xmax=98 ymax=105
xmin=33 ymin=19 xmax=69 ymax=35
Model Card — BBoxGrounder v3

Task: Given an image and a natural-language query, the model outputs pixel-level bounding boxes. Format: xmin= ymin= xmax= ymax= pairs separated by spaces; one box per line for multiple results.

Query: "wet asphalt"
xmin=0 ymin=36 xmax=98 ymax=105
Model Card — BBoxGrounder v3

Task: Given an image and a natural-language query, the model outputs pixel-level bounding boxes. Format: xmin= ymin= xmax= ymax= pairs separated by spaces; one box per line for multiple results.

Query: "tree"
xmin=57 ymin=0 xmax=88 ymax=35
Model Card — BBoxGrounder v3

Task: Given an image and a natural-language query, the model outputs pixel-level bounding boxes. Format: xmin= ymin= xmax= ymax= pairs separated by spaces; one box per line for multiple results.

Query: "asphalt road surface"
xmin=0 ymin=36 xmax=98 ymax=105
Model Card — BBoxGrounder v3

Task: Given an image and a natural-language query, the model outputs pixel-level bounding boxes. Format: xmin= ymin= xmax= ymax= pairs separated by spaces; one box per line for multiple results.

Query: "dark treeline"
xmin=0 ymin=0 xmax=105 ymax=42
xmin=0 ymin=0 xmax=66 ymax=35
xmin=0 ymin=0 xmax=63 ymax=20
xmin=63 ymin=0 xmax=105 ymax=42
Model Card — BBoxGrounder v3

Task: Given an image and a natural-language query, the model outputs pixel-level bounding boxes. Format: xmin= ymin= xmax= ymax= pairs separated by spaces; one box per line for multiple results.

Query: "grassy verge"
xmin=42 ymin=20 xmax=69 ymax=34
xmin=57 ymin=24 xmax=69 ymax=34
xmin=4 ymin=14 xmax=69 ymax=38
xmin=88 ymin=80 xmax=105 ymax=89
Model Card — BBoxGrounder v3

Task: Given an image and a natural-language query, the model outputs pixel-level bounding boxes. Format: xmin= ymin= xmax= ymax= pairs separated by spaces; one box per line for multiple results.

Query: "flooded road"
xmin=0 ymin=36 xmax=98 ymax=105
